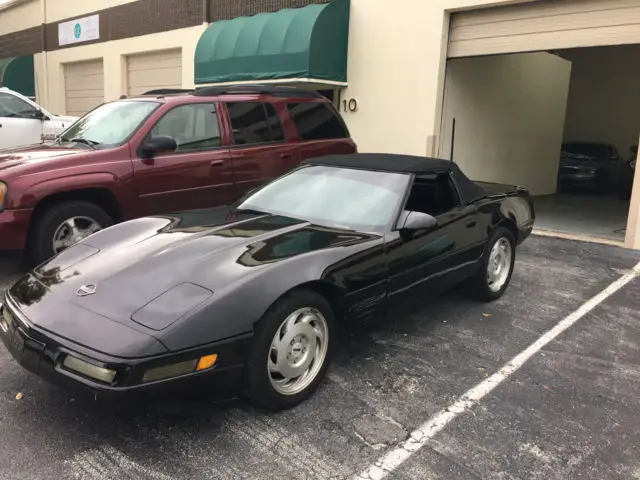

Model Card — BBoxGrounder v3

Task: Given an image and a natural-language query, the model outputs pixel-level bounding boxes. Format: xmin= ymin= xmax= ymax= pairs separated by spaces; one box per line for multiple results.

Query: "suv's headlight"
xmin=0 ymin=182 xmax=6 ymax=212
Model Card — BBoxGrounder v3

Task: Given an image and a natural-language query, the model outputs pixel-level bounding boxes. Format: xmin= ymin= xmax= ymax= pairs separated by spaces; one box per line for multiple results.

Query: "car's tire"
xmin=244 ymin=289 xmax=336 ymax=411
xmin=28 ymin=201 xmax=113 ymax=265
xmin=468 ymin=226 xmax=516 ymax=302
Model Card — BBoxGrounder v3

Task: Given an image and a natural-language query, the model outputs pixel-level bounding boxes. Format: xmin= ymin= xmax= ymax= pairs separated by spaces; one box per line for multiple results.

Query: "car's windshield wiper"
xmin=235 ymin=207 xmax=268 ymax=216
xmin=66 ymin=138 xmax=99 ymax=149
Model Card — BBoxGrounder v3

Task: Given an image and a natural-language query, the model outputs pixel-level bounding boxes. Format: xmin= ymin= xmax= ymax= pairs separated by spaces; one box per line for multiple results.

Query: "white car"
xmin=0 ymin=87 xmax=78 ymax=150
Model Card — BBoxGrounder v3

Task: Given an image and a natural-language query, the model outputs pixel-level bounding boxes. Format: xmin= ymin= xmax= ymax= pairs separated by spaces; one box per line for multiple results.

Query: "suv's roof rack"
xmin=141 ymin=88 xmax=195 ymax=95
xmin=193 ymin=84 xmax=324 ymax=99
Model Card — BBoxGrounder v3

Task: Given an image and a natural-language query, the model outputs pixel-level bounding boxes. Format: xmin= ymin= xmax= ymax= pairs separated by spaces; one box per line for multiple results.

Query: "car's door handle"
xmin=466 ymin=220 xmax=477 ymax=228
xmin=280 ymin=153 xmax=292 ymax=159
xmin=210 ymin=160 xmax=225 ymax=167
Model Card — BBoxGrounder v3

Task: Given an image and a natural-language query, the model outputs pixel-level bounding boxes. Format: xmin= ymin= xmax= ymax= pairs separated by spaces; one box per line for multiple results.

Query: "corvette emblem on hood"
xmin=76 ymin=284 xmax=97 ymax=297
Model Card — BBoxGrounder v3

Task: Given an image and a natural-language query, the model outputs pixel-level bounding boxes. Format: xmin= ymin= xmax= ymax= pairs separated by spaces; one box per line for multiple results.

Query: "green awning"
xmin=195 ymin=0 xmax=350 ymax=86
xmin=0 ymin=55 xmax=35 ymax=97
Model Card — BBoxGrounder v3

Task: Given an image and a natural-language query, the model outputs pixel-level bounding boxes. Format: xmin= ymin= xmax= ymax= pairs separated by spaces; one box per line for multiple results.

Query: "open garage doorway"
xmin=439 ymin=0 xmax=640 ymax=248
xmin=439 ymin=45 xmax=639 ymax=245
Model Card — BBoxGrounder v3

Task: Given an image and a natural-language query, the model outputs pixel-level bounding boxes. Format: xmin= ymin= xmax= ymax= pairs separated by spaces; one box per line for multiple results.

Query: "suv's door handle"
xmin=465 ymin=220 xmax=477 ymax=228
xmin=280 ymin=153 xmax=292 ymax=159
xmin=210 ymin=160 xmax=224 ymax=167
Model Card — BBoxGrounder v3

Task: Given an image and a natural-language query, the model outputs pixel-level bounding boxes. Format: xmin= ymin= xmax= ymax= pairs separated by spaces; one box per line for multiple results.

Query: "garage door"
xmin=449 ymin=0 xmax=640 ymax=58
xmin=126 ymin=49 xmax=182 ymax=97
xmin=63 ymin=59 xmax=104 ymax=116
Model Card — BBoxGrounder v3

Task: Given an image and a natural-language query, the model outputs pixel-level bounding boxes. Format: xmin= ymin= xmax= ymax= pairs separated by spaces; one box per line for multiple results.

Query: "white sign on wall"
xmin=58 ymin=14 xmax=100 ymax=47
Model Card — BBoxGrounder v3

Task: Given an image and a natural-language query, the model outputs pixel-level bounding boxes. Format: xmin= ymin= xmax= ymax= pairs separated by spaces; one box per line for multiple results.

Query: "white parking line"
xmin=353 ymin=261 xmax=640 ymax=480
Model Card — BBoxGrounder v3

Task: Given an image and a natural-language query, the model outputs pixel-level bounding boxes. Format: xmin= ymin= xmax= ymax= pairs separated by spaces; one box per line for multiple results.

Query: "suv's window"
xmin=286 ymin=102 xmax=348 ymax=141
xmin=227 ymin=102 xmax=285 ymax=145
xmin=151 ymin=103 xmax=221 ymax=152
xmin=0 ymin=92 xmax=37 ymax=118
xmin=405 ymin=173 xmax=460 ymax=217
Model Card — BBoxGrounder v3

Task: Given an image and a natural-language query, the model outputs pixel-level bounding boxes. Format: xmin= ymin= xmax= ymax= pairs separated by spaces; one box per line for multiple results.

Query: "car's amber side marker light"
xmin=196 ymin=354 xmax=218 ymax=371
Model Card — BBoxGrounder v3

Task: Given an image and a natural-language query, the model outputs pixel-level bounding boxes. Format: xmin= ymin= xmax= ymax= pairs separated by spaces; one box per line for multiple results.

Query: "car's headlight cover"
xmin=0 ymin=181 xmax=7 ymax=212
xmin=62 ymin=355 xmax=117 ymax=383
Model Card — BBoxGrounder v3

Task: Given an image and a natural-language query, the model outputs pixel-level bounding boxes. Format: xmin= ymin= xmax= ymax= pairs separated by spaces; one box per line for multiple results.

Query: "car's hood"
xmin=51 ymin=114 xmax=78 ymax=124
xmin=0 ymin=143 xmax=83 ymax=172
xmin=559 ymin=156 xmax=605 ymax=169
xmin=8 ymin=208 xmax=376 ymax=344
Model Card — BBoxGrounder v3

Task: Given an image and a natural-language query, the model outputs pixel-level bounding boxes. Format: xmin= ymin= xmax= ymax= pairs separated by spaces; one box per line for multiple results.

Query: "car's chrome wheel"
xmin=486 ymin=237 xmax=512 ymax=293
xmin=267 ymin=307 xmax=329 ymax=396
xmin=52 ymin=216 xmax=103 ymax=253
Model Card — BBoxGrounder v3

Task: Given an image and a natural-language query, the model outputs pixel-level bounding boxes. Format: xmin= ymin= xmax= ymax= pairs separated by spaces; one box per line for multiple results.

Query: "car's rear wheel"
xmin=469 ymin=226 xmax=516 ymax=301
xmin=28 ymin=201 xmax=113 ymax=265
xmin=244 ymin=289 xmax=335 ymax=411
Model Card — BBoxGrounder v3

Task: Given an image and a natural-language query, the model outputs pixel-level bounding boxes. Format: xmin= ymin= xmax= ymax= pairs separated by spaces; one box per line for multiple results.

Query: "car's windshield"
xmin=58 ymin=100 xmax=160 ymax=148
xmin=562 ymin=143 xmax=611 ymax=159
xmin=237 ymin=165 xmax=410 ymax=232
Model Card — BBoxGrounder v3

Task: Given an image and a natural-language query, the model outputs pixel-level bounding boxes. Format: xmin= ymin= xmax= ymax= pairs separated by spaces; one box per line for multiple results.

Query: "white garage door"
xmin=64 ymin=59 xmax=105 ymax=116
xmin=449 ymin=0 xmax=640 ymax=58
xmin=126 ymin=49 xmax=182 ymax=97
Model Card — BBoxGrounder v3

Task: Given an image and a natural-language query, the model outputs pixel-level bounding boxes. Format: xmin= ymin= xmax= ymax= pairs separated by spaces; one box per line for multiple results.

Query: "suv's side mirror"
xmin=400 ymin=211 xmax=437 ymax=232
xmin=140 ymin=135 xmax=177 ymax=159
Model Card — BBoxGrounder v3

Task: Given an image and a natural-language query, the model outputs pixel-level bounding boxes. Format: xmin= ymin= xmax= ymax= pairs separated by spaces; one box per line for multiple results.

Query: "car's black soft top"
xmin=303 ymin=153 xmax=487 ymax=203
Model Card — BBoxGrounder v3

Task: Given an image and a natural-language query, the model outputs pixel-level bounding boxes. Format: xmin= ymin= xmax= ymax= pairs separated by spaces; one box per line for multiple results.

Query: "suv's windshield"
xmin=58 ymin=100 xmax=159 ymax=148
xmin=237 ymin=165 xmax=410 ymax=232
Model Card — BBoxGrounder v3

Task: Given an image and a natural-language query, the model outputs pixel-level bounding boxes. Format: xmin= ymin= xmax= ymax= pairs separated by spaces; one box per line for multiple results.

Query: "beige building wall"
xmin=439 ymin=52 xmax=572 ymax=195
xmin=40 ymin=25 xmax=207 ymax=115
xmin=340 ymin=0 xmax=536 ymax=157
xmin=0 ymin=0 xmax=42 ymax=34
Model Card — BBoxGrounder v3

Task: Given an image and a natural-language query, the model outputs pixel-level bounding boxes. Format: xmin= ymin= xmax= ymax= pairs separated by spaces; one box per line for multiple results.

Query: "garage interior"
xmin=440 ymin=0 xmax=640 ymax=245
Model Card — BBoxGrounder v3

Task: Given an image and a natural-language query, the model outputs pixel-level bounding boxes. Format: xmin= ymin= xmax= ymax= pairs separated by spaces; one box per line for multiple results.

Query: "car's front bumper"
xmin=0 ymin=296 xmax=251 ymax=403
xmin=0 ymin=208 xmax=32 ymax=250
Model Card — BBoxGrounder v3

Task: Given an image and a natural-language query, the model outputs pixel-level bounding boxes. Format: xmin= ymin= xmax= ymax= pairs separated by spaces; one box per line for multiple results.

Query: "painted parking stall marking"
xmin=353 ymin=261 xmax=640 ymax=480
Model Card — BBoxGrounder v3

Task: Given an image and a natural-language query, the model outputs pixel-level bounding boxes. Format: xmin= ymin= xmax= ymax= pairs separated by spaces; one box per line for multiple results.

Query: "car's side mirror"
xmin=140 ymin=135 xmax=177 ymax=159
xmin=400 ymin=211 xmax=438 ymax=232
xmin=33 ymin=109 xmax=46 ymax=120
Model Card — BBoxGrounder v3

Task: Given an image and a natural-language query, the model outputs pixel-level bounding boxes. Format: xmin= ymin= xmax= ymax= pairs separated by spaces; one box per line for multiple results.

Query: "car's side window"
xmin=405 ymin=173 xmax=461 ymax=217
xmin=0 ymin=92 xmax=37 ymax=119
xmin=227 ymin=102 xmax=285 ymax=145
xmin=150 ymin=103 xmax=221 ymax=153
xmin=286 ymin=102 xmax=349 ymax=141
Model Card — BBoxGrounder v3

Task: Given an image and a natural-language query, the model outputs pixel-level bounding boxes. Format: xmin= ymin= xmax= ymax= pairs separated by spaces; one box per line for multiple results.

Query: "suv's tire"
xmin=244 ymin=289 xmax=336 ymax=411
xmin=468 ymin=226 xmax=516 ymax=302
xmin=28 ymin=201 xmax=113 ymax=265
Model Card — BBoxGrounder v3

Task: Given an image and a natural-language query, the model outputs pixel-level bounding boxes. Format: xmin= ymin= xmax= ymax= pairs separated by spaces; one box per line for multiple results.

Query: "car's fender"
xmin=11 ymin=172 xmax=124 ymax=210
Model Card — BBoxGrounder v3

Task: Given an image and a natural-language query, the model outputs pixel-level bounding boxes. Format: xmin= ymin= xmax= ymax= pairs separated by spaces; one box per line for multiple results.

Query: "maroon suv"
xmin=0 ymin=85 xmax=356 ymax=264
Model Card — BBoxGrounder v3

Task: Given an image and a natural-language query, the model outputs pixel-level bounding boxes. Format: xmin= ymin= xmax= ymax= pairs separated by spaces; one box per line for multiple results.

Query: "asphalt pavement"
xmin=0 ymin=235 xmax=638 ymax=480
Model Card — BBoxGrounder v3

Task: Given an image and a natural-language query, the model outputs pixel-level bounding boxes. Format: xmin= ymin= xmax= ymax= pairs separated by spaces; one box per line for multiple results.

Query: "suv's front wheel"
xmin=28 ymin=201 xmax=113 ymax=265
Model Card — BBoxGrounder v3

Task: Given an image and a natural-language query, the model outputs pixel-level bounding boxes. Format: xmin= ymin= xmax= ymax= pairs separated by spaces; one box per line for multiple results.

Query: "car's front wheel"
xmin=28 ymin=201 xmax=113 ymax=265
xmin=469 ymin=226 xmax=516 ymax=301
xmin=244 ymin=289 xmax=335 ymax=410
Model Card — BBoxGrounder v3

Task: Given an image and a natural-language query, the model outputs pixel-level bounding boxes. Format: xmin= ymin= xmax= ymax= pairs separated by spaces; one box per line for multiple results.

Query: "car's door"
xmin=0 ymin=92 xmax=44 ymax=149
xmin=224 ymin=101 xmax=299 ymax=202
xmin=132 ymin=102 xmax=233 ymax=216
xmin=385 ymin=171 xmax=484 ymax=305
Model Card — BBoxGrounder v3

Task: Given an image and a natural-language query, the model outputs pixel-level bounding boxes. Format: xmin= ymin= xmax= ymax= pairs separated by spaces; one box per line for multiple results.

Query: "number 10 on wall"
xmin=336 ymin=89 xmax=358 ymax=113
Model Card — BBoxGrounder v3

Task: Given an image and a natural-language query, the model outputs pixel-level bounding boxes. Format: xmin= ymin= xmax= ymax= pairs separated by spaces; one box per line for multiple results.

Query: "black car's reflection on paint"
xmin=0 ymin=154 xmax=535 ymax=410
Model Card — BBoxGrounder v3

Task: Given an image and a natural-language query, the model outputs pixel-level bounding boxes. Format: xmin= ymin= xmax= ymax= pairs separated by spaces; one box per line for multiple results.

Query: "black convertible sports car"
xmin=0 ymin=154 xmax=535 ymax=410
